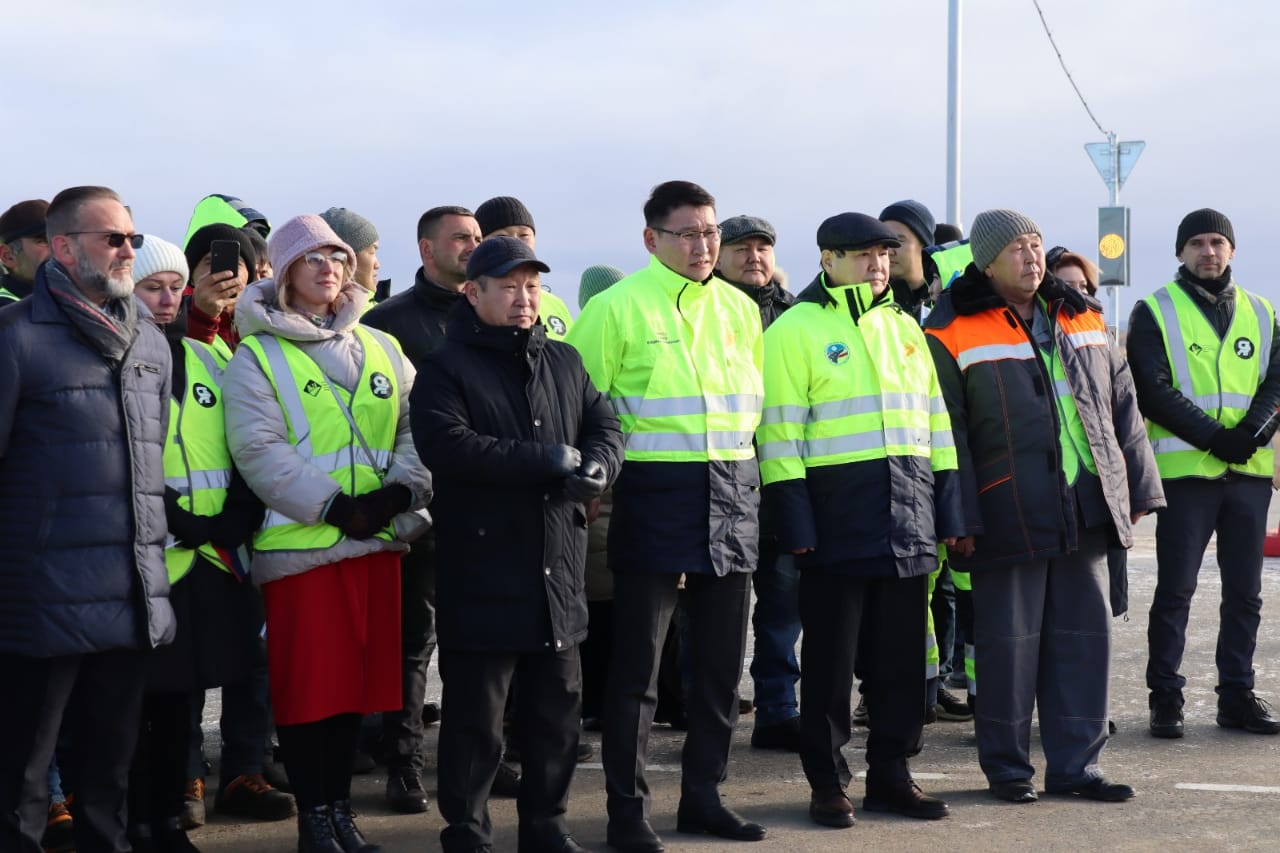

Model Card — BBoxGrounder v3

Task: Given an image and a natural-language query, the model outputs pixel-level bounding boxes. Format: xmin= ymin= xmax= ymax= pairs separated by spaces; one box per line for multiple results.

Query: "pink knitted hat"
xmin=267 ymin=214 xmax=355 ymax=289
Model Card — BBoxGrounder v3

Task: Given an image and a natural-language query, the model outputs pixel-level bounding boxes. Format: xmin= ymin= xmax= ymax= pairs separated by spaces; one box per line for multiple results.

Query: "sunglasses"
xmin=66 ymin=231 xmax=145 ymax=249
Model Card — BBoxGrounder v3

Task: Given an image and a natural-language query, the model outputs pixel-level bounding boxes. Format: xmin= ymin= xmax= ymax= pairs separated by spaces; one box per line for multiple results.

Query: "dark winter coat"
xmin=924 ymin=266 xmax=1165 ymax=571
xmin=411 ymin=301 xmax=623 ymax=653
xmin=725 ymin=277 xmax=795 ymax=330
xmin=0 ymin=266 xmax=175 ymax=656
xmin=362 ymin=267 xmax=465 ymax=369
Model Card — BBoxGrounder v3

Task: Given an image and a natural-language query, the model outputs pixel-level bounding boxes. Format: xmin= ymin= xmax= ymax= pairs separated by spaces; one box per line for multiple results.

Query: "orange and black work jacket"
xmin=924 ymin=268 xmax=1165 ymax=571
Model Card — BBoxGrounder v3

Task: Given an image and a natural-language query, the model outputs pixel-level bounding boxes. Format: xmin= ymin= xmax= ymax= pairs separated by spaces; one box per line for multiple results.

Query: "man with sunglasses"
xmin=0 ymin=185 xmax=175 ymax=851
xmin=0 ymin=199 xmax=51 ymax=303
xmin=568 ymin=181 xmax=767 ymax=852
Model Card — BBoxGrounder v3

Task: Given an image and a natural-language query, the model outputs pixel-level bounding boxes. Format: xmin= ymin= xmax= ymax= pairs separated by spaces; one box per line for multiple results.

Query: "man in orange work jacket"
xmin=923 ymin=209 xmax=1164 ymax=806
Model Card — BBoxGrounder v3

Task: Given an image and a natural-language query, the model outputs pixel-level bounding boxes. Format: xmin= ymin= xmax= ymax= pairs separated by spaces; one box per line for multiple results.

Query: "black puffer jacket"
xmin=725 ymin=277 xmax=794 ymax=330
xmin=411 ymin=301 xmax=623 ymax=653
xmin=362 ymin=268 xmax=464 ymax=369
xmin=0 ymin=266 xmax=175 ymax=655
xmin=1127 ymin=267 xmax=1280 ymax=449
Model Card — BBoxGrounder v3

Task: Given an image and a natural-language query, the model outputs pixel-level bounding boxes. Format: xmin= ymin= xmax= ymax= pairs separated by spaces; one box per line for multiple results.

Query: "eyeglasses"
xmin=66 ymin=231 xmax=144 ymax=249
xmin=302 ymin=250 xmax=349 ymax=269
xmin=652 ymin=225 xmax=722 ymax=244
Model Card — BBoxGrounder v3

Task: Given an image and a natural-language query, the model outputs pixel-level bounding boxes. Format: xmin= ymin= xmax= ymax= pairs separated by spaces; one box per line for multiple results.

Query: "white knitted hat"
xmin=131 ymin=234 xmax=189 ymax=285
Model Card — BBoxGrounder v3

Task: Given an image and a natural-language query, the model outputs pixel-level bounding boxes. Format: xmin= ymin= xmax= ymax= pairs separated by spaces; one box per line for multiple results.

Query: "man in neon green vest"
xmin=1128 ymin=208 xmax=1280 ymax=738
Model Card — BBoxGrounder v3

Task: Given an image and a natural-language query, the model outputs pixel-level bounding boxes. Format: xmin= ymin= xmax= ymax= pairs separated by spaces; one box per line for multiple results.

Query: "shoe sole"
xmin=860 ymin=800 xmax=949 ymax=820
xmin=935 ymin=710 xmax=974 ymax=721
xmin=1216 ymin=715 xmax=1280 ymax=734
xmin=809 ymin=810 xmax=855 ymax=828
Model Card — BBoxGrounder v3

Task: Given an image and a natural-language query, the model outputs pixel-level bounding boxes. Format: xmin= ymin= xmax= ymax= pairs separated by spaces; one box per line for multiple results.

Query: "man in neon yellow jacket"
xmin=759 ymin=213 xmax=963 ymax=828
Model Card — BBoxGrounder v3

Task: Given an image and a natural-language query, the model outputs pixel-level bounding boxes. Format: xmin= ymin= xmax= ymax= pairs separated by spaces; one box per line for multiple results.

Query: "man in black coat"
xmin=362 ymin=204 xmax=482 ymax=812
xmin=411 ymin=237 xmax=624 ymax=853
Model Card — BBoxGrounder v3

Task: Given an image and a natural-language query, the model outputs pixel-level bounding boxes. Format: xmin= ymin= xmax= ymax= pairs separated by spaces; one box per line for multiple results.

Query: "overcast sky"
xmin=6 ymin=0 xmax=1275 ymax=319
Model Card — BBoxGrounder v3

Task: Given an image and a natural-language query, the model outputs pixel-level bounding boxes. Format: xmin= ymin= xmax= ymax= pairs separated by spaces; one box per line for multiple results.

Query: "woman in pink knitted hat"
xmin=222 ymin=215 xmax=432 ymax=853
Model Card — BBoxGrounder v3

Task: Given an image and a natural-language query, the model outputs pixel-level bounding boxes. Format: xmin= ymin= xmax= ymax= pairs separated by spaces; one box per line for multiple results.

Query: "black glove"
xmin=164 ymin=486 xmax=213 ymax=549
xmin=354 ymin=484 xmax=413 ymax=530
xmin=209 ymin=502 xmax=265 ymax=550
xmin=564 ymin=460 xmax=608 ymax=502
xmin=1208 ymin=425 xmax=1259 ymax=465
xmin=324 ymin=492 xmax=383 ymax=540
xmin=544 ymin=444 xmax=583 ymax=478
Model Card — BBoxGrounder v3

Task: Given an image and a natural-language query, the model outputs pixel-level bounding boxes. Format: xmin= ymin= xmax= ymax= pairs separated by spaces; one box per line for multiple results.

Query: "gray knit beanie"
xmin=578 ymin=264 xmax=626 ymax=309
xmin=970 ymin=209 xmax=1042 ymax=272
xmin=319 ymin=207 xmax=379 ymax=254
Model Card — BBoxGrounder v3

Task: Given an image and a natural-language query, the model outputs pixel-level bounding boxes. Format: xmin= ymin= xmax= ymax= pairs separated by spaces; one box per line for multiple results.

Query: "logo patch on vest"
xmin=192 ymin=383 xmax=217 ymax=408
xmin=1234 ymin=337 xmax=1256 ymax=359
xmin=825 ymin=342 xmax=850 ymax=365
xmin=546 ymin=316 xmax=567 ymax=336
xmin=303 ymin=379 xmax=323 ymax=397
xmin=370 ymin=372 xmax=393 ymax=399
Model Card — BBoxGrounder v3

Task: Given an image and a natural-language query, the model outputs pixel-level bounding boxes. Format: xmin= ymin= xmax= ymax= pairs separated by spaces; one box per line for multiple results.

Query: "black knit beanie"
xmin=184 ymin=223 xmax=257 ymax=281
xmin=1175 ymin=208 xmax=1234 ymax=255
xmin=475 ymin=196 xmax=536 ymax=237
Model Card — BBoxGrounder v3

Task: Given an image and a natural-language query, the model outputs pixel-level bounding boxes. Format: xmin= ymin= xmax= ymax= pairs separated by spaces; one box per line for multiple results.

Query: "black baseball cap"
xmin=466 ymin=236 xmax=551 ymax=280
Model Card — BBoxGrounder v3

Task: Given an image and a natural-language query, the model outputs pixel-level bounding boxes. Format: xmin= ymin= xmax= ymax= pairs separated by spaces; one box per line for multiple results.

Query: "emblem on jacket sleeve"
xmin=1234 ymin=337 xmax=1256 ymax=359
xmin=192 ymin=383 xmax=217 ymax=408
xmin=825 ymin=342 xmax=850 ymax=365
xmin=547 ymin=316 xmax=567 ymax=336
xmin=370 ymin=372 xmax=393 ymax=399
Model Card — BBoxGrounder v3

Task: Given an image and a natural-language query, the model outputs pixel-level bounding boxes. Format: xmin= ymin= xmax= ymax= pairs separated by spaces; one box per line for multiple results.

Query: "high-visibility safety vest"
xmin=1037 ymin=304 xmax=1100 ymax=486
xmin=923 ymin=240 xmax=972 ymax=292
xmin=1142 ymin=282 xmax=1275 ymax=480
xmin=0 ymin=287 xmax=19 ymax=304
xmin=757 ymin=277 xmax=957 ymax=485
xmin=566 ymin=255 xmax=764 ymax=463
xmin=163 ymin=340 xmax=233 ymax=584
xmin=540 ymin=289 xmax=574 ymax=341
xmin=239 ymin=325 xmax=405 ymax=552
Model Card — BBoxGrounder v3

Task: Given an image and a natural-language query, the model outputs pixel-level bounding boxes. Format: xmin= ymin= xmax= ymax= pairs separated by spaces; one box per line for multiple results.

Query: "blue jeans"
xmin=749 ymin=547 xmax=801 ymax=727
xmin=47 ymin=757 xmax=65 ymax=805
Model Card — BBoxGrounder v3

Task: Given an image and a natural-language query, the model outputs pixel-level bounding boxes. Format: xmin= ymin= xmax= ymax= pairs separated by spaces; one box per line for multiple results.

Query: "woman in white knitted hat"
xmin=221 ymin=215 xmax=431 ymax=853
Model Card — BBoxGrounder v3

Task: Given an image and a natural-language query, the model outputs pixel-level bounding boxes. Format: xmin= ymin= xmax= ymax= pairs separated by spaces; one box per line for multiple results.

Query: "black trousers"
xmin=602 ymin=571 xmax=751 ymax=823
xmin=437 ymin=646 xmax=581 ymax=853
xmin=798 ymin=571 xmax=927 ymax=793
xmin=129 ymin=691 xmax=191 ymax=827
xmin=0 ymin=649 xmax=146 ymax=853
xmin=384 ymin=542 xmax=437 ymax=773
xmin=1147 ymin=475 xmax=1271 ymax=694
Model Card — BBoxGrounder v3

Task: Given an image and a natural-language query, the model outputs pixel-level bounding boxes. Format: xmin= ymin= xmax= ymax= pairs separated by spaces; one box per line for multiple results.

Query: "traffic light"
xmin=1097 ymin=206 xmax=1130 ymax=287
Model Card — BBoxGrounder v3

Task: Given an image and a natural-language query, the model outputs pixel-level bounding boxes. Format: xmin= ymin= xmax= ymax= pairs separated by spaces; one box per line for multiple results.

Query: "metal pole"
xmin=1107 ymin=131 xmax=1121 ymax=340
xmin=946 ymin=0 xmax=961 ymax=228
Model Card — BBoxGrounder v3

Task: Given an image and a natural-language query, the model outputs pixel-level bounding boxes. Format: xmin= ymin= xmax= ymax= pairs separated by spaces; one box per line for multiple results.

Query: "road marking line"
xmin=1177 ymin=783 xmax=1280 ymax=794
xmin=855 ymin=772 xmax=949 ymax=780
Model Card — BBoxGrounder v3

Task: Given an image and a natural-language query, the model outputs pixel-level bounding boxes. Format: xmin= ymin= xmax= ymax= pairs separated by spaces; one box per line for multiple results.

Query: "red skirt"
xmin=261 ymin=551 xmax=402 ymax=726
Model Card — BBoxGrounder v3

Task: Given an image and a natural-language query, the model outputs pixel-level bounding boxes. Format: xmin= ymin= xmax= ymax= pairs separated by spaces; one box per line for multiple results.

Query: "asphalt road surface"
xmin=189 ymin=510 xmax=1280 ymax=852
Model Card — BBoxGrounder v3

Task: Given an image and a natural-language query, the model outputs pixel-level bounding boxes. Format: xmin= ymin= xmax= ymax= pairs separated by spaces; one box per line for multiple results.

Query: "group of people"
xmin=0 ymin=180 xmax=1275 ymax=853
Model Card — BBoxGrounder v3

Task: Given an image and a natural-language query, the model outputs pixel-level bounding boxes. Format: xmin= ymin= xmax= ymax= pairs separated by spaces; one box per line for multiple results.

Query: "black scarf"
xmin=43 ymin=260 xmax=138 ymax=365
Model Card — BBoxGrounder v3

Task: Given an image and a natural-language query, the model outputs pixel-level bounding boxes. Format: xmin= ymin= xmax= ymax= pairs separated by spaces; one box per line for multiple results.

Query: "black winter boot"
xmin=153 ymin=816 xmax=201 ymax=852
xmin=297 ymin=804 xmax=344 ymax=853
xmin=330 ymin=800 xmax=380 ymax=853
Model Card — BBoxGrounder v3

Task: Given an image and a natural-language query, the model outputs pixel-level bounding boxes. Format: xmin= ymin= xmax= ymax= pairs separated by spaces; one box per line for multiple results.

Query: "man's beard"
xmin=75 ymin=253 xmax=133 ymax=300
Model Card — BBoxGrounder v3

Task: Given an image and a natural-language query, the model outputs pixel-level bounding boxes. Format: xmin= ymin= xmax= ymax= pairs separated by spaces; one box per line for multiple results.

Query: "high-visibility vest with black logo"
xmin=566 ymin=254 xmax=763 ymax=463
xmin=164 ymin=340 xmax=233 ymax=584
xmin=540 ymin=289 xmax=574 ymax=341
xmin=1142 ymin=283 xmax=1275 ymax=480
xmin=239 ymin=325 xmax=404 ymax=551
xmin=757 ymin=277 xmax=957 ymax=484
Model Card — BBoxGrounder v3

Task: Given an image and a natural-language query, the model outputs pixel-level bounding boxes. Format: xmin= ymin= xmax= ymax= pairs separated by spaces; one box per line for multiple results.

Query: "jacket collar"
xmin=645 ymin=254 xmax=714 ymax=297
xmin=446 ymin=298 xmax=547 ymax=358
xmin=796 ymin=271 xmax=893 ymax=324
xmin=949 ymin=263 xmax=1101 ymax=318
xmin=724 ymin=276 xmax=794 ymax=308
xmin=412 ymin=267 xmax=466 ymax=310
